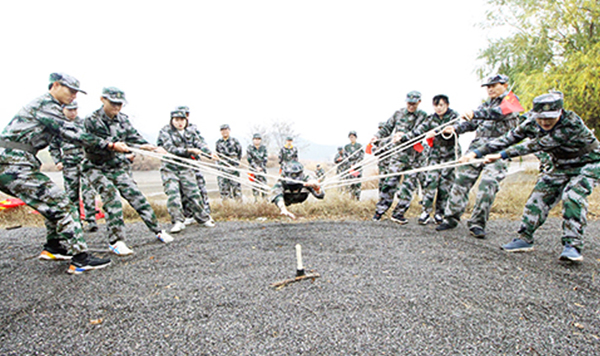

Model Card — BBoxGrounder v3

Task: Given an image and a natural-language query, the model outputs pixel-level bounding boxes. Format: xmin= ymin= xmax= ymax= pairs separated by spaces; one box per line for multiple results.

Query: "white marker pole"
xmin=295 ymin=244 xmax=305 ymax=276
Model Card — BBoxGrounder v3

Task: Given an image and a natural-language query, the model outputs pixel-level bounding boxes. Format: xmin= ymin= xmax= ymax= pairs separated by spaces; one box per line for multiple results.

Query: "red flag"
xmin=349 ymin=169 xmax=360 ymax=177
xmin=426 ymin=137 xmax=434 ymax=147
xmin=500 ymin=91 xmax=524 ymax=115
xmin=365 ymin=143 xmax=372 ymax=154
xmin=248 ymin=172 xmax=256 ymax=182
xmin=0 ymin=198 xmax=25 ymax=210
xmin=80 ymin=199 xmax=105 ymax=220
xmin=413 ymin=142 xmax=424 ymax=153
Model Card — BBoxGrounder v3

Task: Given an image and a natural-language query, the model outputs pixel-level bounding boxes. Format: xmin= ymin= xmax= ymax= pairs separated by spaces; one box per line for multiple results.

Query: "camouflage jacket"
xmin=475 ymin=110 xmax=600 ymax=170
xmin=278 ymin=145 xmax=298 ymax=166
xmin=271 ymin=173 xmax=325 ymax=206
xmin=454 ymin=92 xmax=519 ymax=151
xmin=333 ymin=151 xmax=349 ymax=172
xmin=0 ymin=93 xmax=108 ymax=168
xmin=83 ymin=107 xmax=148 ymax=169
xmin=186 ymin=124 xmax=212 ymax=158
xmin=376 ymin=107 xmax=428 ymax=163
xmin=157 ymin=124 xmax=210 ymax=171
xmin=215 ymin=137 xmax=242 ymax=167
xmin=49 ymin=116 xmax=87 ymax=166
xmin=406 ymin=109 xmax=461 ymax=163
xmin=315 ymin=167 xmax=326 ymax=178
xmin=247 ymin=144 xmax=268 ymax=172
xmin=344 ymin=142 xmax=364 ymax=170
xmin=373 ymin=136 xmax=392 ymax=167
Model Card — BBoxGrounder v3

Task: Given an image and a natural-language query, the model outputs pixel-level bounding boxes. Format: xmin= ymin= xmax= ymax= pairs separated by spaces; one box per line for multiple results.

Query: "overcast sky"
xmin=0 ymin=0 xmax=492 ymax=147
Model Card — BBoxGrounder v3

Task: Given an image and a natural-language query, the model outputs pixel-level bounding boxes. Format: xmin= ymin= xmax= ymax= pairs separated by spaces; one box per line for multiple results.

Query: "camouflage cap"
xmin=337 ymin=146 xmax=343 ymax=151
xmin=220 ymin=124 xmax=230 ymax=130
xmin=481 ymin=74 xmax=509 ymax=87
xmin=176 ymin=105 xmax=190 ymax=114
xmin=170 ymin=110 xmax=187 ymax=118
xmin=378 ymin=121 xmax=385 ymax=128
xmin=316 ymin=164 xmax=321 ymax=168
xmin=253 ymin=133 xmax=262 ymax=139
xmin=101 ymin=87 xmax=127 ymax=104
xmin=283 ymin=160 xmax=304 ymax=176
xmin=64 ymin=101 xmax=78 ymax=109
xmin=286 ymin=136 xmax=293 ymax=141
xmin=406 ymin=91 xmax=421 ymax=103
xmin=49 ymin=73 xmax=87 ymax=94
xmin=531 ymin=93 xmax=563 ymax=119
xmin=348 ymin=130 xmax=357 ymax=137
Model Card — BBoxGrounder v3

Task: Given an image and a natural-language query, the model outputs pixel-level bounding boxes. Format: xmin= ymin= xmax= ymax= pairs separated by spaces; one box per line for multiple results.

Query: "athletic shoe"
xmin=501 ymin=238 xmax=534 ymax=252
xmin=201 ymin=218 xmax=215 ymax=228
xmin=433 ymin=214 xmax=444 ymax=225
xmin=418 ymin=212 xmax=430 ymax=225
xmin=170 ymin=221 xmax=186 ymax=233
xmin=156 ymin=230 xmax=174 ymax=244
xmin=559 ymin=244 xmax=583 ymax=262
xmin=436 ymin=221 xmax=457 ymax=231
xmin=372 ymin=213 xmax=383 ymax=221
xmin=390 ymin=214 xmax=408 ymax=225
xmin=67 ymin=252 xmax=111 ymax=275
xmin=109 ymin=240 xmax=134 ymax=256
xmin=39 ymin=242 xmax=72 ymax=261
xmin=183 ymin=217 xmax=196 ymax=226
xmin=470 ymin=226 xmax=486 ymax=239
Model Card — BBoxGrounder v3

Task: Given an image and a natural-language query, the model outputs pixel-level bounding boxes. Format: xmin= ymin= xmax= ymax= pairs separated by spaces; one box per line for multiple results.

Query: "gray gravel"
xmin=1 ymin=218 xmax=599 ymax=355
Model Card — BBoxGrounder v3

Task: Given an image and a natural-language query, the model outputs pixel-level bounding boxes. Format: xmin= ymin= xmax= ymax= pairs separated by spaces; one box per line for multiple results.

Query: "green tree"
xmin=478 ymin=0 xmax=600 ymax=132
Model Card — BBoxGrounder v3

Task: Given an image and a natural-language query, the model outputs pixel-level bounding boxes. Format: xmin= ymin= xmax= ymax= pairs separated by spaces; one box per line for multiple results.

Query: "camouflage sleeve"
xmin=405 ymin=116 xmax=433 ymax=141
xmin=246 ymin=145 xmax=254 ymax=165
xmin=278 ymin=148 xmax=283 ymax=165
xmin=48 ymin=137 xmax=63 ymax=164
xmin=270 ymin=180 xmax=284 ymax=205
xmin=475 ymin=121 xmax=532 ymax=157
xmin=375 ymin=113 xmax=396 ymax=138
xmin=472 ymin=105 xmax=505 ymax=121
xmin=455 ymin=119 xmax=477 ymax=135
xmin=235 ymin=139 xmax=242 ymax=160
xmin=292 ymin=147 xmax=298 ymax=161
xmin=193 ymin=134 xmax=212 ymax=156
xmin=157 ymin=128 xmax=188 ymax=157
xmin=37 ymin=108 xmax=108 ymax=150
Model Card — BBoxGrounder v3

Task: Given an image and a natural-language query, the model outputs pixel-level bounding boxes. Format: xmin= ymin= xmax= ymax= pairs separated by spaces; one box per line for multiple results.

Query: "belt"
xmin=0 ymin=140 xmax=37 ymax=154
xmin=550 ymin=140 xmax=599 ymax=160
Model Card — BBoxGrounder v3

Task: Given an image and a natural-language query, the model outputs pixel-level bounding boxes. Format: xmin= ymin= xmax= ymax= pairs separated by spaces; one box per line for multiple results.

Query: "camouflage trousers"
xmin=378 ymin=162 xmax=389 ymax=194
xmin=444 ymin=160 xmax=507 ymax=230
xmin=161 ymin=167 xmax=210 ymax=224
xmin=0 ymin=164 xmax=86 ymax=253
xmin=421 ymin=166 xmax=455 ymax=216
xmin=183 ymin=170 xmax=210 ymax=217
xmin=250 ymin=168 xmax=268 ymax=199
xmin=62 ymin=163 xmax=97 ymax=224
xmin=376 ymin=160 xmax=421 ymax=216
xmin=218 ymin=168 xmax=242 ymax=200
xmin=518 ymin=162 xmax=600 ymax=248
xmin=345 ymin=170 xmax=362 ymax=200
xmin=85 ymin=166 xmax=160 ymax=243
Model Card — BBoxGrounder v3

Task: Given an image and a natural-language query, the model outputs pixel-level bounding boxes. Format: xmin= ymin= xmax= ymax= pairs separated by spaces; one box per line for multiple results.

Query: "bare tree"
xmin=247 ymin=123 xmax=271 ymax=149
xmin=269 ymin=119 xmax=300 ymax=150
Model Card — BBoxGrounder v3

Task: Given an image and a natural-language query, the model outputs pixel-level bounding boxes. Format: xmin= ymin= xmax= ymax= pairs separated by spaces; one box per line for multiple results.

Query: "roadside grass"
xmin=1 ymin=168 xmax=599 ymax=228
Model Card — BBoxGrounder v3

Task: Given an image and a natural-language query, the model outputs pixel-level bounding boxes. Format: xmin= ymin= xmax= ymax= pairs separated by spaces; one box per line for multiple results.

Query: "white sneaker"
xmin=170 ymin=221 xmax=186 ymax=233
xmin=109 ymin=240 xmax=134 ymax=256
xmin=183 ymin=217 xmax=196 ymax=226
xmin=418 ymin=212 xmax=430 ymax=225
xmin=201 ymin=218 xmax=215 ymax=228
xmin=156 ymin=230 xmax=174 ymax=244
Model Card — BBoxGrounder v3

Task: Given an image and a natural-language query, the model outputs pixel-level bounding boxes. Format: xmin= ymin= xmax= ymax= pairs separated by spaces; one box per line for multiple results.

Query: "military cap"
xmin=49 ymin=73 xmax=87 ymax=94
xmin=316 ymin=164 xmax=321 ymax=168
xmin=481 ymin=74 xmax=509 ymax=87
xmin=220 ymin=124 xmax=230 ymax=130
xmin=253 ymin=133 xmax=262 ymax=139
xmin=406 ymin=91 xmax=421 ymax=103
xmin=348 ymin=130 xmax=357 ymax=137
xmin=378 ymin=121 xmax=385 ymax=128
xmin=530 ymin=93 xmax=563 ymax=119
xmin=337 ymin=146 xmax=343 ymax=151
xmin=64 ymin=101 xmax=78 ymax=110
xmin=176 ymin=105 xmax=190 ymax=114
xmin=101 ymin=87 xmax=127 ymax=104
xmin=286 ymin=136 xmax=293 ymax=141
xmin=170 ymin=110 xmax=186 ymax=118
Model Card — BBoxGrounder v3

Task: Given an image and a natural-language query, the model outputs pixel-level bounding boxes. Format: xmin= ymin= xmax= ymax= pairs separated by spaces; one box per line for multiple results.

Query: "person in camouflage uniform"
xmin=436 ymin=74 xmax=520 ymax=238
xmin=0 ymin=73 xmax=120 ymax=274
xmin=83 ymin=87 xmax=173 ymax=256
xmin=344 ymin=131 xmax=364 ymax=200
xmin=371 ymin=90 xmax=429 ymax=223
xmin=373 ymin=122 xmax=392 ymax=194
xmin=315 ymin=164 xmax=326 ymax=182
xmin=49 ymin=101 xmax=99 ymax=232
xmin=215 ymin=124 xmax=242 ymax=200
xmin=402 ymin=95 xmax=461 ymax=225
xmin=278 ymin=136 xmax=298 ymax=171
xmin=157 ymin=110 xmax=215 ymax=233
xmin=333 ymin=146 xmax=349 ymax=192
xmin=271 ymin=161 xmax=325 ymax=219
xmin=247 ymin=133 xmax=269 ymax=200
xmin=176 ymin=106 xmax=212 ymax=221
xmin=462 ymin=92 xmax=598 ymax=262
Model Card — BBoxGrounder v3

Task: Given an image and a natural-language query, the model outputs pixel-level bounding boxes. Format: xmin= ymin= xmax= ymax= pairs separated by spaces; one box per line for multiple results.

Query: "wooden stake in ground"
xmin=270 ymin=244 xmax=320 ymax=290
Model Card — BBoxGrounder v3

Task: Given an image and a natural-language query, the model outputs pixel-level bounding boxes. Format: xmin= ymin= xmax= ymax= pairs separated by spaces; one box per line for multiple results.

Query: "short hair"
xmin=432 ymin=94 xmax=449 ymax=106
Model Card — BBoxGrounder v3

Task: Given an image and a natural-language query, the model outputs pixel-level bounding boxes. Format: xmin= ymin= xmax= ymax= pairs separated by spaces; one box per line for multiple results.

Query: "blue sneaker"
xmin=559 ymin=244 xmax=583 ymax=262
xmin=501 ymin=238 xmax=534 ymax=252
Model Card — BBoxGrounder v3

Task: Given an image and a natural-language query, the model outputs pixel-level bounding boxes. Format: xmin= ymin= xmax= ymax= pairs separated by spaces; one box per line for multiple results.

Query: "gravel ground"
xmin=0 ymin=218 xmax=599 ymax=355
